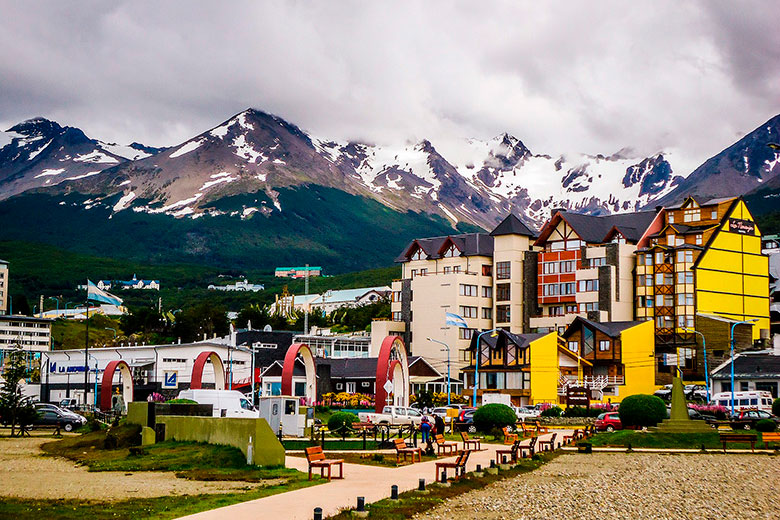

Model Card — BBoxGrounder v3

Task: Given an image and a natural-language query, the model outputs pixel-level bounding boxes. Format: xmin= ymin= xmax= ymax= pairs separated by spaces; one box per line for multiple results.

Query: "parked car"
xmin=59 ymin=398 xmax=79 ymax=410
xmin=358 ymin=406 xmax=423 ymax=426
xmin=32 ymin=405 xmax=86 ymax=432
xmin=457 ymin=407 xmax=477 ymax=422
xmin=177 ymin=389 xmax=257 ymax=418
xmin=654 ymin=384 xmax=673 ymax=400
xmin=430 ymin=407 xmax=450 ymax=418
xmin=687 ymin=408 xmax=717 ymax=422
xmin=34 ymin=403 xmax=87 ymax=424
xmin=728 ymin=410 xmax=780 ymax=430
xmin=459 ymin=409 xmax=478 ymax=432
xmin=684 ymin=385 xmax=708 ymax=401
xmin=514 ymin=406 xmax=541 ymax=421
xmin=594 ymin=412 xmax=622 ymax=432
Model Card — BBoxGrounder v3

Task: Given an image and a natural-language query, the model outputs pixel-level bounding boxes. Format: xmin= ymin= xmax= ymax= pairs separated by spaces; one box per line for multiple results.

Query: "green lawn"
xmin=589 ymin=430 xmax=768 ymax=450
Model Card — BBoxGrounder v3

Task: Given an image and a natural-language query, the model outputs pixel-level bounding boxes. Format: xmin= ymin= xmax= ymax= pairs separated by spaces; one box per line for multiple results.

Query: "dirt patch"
xmin=0 ymin=433 xmax=257 ymax=501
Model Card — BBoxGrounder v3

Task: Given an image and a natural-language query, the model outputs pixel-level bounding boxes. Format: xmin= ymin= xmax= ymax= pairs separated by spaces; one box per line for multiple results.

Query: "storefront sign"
xmin=162 ymin=371 xmax=178 ymax=389
xmin=729 ymin=218 xmax=755 ymax=235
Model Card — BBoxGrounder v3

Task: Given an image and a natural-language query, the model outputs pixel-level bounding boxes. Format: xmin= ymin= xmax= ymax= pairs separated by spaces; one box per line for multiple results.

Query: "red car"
xmin=595 ymin=412 xmax=622 ymax=432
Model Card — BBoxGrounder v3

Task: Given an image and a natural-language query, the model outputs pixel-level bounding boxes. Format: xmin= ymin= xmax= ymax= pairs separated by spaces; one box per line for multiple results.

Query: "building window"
xmin=695 ymin=234 xmax=703 ymax=245
xmin=677 ymin=315 xmax=695 ymax=329
xmin=542 ymin=262 xmax=557 ymax=274
xmin=583 ymin=328 xmax=594 ymax=355
xmin=656 ymin=315 xmax=673 ymax=328
xmin=644 ymin=274 xmax=653 ymax=286
xmin=443 ymin=244 xmax=458 ymax=258
xmin=567 ymin=341 xmax=579 ymax=353
xmin=684 ymin=209 xmax=700 ymax=222
xmin=453 ymin=265 xmax=461 ymax=273
xmin=543 ymin=284 xmax=559 ymax=296
xmin=637 ymin=255 xmax=645 ymax=266
xmin=443 ymin=266 xmax=451 ymax=274
xmin=591 ymin=257 xmax=607 ymax=267
xmin=411 ymin=269 xmax=418 ymax=277
xmin=482 ymin=265 xmax=492 ymax=276
xmin=677 ymin=293 xmax=694 ymax=306
xmin=599 ymin=340 xmax=610 ymax=351
xmin=580 ymin=302 xmax=599 ymax=312
xmin=578 ymin=279 xmax=599 ymax=292
xmin=561 ymin=282 xmax=575 ymax=295
xmin=559 ymin=260 xmax=574 ymax=273
xmin=711 ymin=210 xmax=717 ymax=219
xmin=549 ymin=306 xmax=564 ymax=316
xmin=668 ymin=213 xmax=675 ymax=223
xmin=496 ymin=305 xmax=511 ymax=323
xmin=566 ymin=304 xmax=578 ymax=313
xmin=482 ymin=307 xmax=493 ymax=320
xmin=676 ymin=250 xmax=693 ymax=263
xmin=459 ymin=328 xmax=475 ymax=340
xmin=392 ymin=312 xmax=402 ymax=322
xmin=496 ymin=261 xmax=510 ymax=279
xmin=496 ymin=283 xmax=511 ymax=301
xmin=459 ymin=284 xmax=477 ymax=297
xmin=411 ymin=249 xmax=424 ymax=260
xmin=482 ymin=286 xmax=493 ymax=298
xmin=677 ymin=271 xmax=694 ymax=284
xmin=420 ymin=268 xmax=428 ymax=276
xmin=459 ymin=306 xmax=477 ymax=318
xmin=655 ymin=294 xmax=673 ymax=307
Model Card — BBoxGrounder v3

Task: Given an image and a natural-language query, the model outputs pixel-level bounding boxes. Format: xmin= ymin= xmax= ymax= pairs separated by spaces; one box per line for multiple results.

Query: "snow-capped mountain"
xmin=0 ymin=117 xmax=164 ymax=200
xmin=3 ymin=108 xmax=779 ymax=232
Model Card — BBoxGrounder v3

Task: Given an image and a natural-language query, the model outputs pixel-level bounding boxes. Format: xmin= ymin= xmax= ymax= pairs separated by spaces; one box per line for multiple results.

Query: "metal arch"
xmin=374 ymin=336 xmax=409 ymax=412
xmin=191 ymin=351 xmax=226 ymax=390
xmin=100 ymin=360 xmax=133 ymax=411
xmin=281 ymin=343 xmax=317 ymax=405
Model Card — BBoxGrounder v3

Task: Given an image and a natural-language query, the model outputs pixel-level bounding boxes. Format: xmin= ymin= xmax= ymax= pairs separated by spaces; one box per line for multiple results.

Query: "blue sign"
xmin=162 ymin=371 xmax=178 ymax=389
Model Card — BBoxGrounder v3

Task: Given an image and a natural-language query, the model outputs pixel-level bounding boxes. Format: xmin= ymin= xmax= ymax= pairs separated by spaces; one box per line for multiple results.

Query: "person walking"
xmin=420 ymin=415 xmax=432 ymax=443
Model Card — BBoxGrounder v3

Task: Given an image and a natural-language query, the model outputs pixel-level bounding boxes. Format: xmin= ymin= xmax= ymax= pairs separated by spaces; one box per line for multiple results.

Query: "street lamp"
xmin=105 ymin=327 xmax=117 ymax=338
xmin=472 ymin=329 xmax=500 ymax=407
xmin=48 ymin=296 xmax=59 ymax=316
xmin=730 ymin=318 xmax=759 ymax=414
xmin=682 ymin=327 xmax=710 ymax=402
xmin=88 ymin=354 xmax=100 ymax=409
xmin=427 ymin=337 xmax=451 ymax=406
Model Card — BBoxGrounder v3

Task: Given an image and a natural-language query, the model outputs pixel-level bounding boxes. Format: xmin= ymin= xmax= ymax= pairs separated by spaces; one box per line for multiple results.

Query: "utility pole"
xmin=84 ymin=282 xmax=90 ymax=406
xmin=303 ymin=263 xmax=309 ymax=335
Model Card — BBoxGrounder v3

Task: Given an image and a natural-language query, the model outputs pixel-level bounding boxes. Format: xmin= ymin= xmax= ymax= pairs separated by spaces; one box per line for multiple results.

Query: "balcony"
xmin=557 ymin=373 xmax=624 ymax=394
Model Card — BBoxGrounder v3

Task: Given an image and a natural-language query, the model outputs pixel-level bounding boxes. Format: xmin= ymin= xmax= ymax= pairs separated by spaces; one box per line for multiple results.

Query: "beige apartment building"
xmin=0 ymin=259 xmax=8 ymax=315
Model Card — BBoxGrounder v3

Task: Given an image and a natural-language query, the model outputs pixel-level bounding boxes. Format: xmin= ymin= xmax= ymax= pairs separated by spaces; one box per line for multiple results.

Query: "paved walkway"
xmin=179 ymin=430 xmax=569 ymax=520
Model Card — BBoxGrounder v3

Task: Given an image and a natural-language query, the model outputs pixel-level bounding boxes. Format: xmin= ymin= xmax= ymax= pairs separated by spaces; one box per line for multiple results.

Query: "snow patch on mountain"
xmin=169 ymin=138 xmax=205 ymax=158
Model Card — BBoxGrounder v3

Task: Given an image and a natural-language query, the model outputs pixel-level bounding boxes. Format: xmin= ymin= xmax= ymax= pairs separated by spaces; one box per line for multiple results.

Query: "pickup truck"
xmin=358 ymin=406 xmax=423 ymax=426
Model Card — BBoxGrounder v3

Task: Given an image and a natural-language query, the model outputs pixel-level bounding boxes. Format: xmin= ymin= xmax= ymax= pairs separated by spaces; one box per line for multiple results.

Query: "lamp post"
xmin=427 ymin=337 xmax=451 ymax=406
xmin=729 ymin=318 xmax=758 ymax=414
xmin=472 ymin=329 xmax=500 ymax=407
xmin=48 ymin=296 xmax=59 ymax=316
xmin=88 ymin=354 xmax=99 ymax=409
xmin=682 ymin=327 xmax=710 ymax=402
xmin=105 ymin=327 xmax=117 ymax=338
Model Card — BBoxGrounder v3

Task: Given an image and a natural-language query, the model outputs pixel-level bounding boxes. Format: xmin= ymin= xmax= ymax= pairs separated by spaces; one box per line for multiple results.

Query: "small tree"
xmin=0 ymin=345 xmax=38 ymax=436
xmin=473 ymin=403 xmax=516 ymax=433
xmin=773 ymin=397 xmax=780 ymax=417
xmin=415 ymin=390 xmax=434 ymax=410
xmin=618 ymin=394 xmax=667 ymax=428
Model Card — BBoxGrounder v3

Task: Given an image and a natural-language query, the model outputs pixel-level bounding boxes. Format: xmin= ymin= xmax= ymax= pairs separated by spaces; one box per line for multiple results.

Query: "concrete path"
xmin=179 ymin=431 xmax=568 ymax=520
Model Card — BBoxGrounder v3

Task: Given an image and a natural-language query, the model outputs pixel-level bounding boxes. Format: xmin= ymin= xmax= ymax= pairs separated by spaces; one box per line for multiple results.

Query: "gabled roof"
xmin=396 ymin=233 xmax=493 ymax=262
xmin=467 ymin=329 xmax=546 ymax=351
xmin=711 ymin=352 xmax=780 ymax=379
xmin=0 ymin=259 xmax=8 ymax=265
xmin=535 ymin=210 xmax=655 ymax=246
xmin=490 ymin=214 xmax=536 ymax=237
xmin=563 ymin=316 xmax=644 ymax=339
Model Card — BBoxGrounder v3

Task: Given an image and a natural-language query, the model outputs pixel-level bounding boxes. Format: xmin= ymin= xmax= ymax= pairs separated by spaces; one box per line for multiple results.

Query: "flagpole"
xmin=84 ymin=280 xmax=90 ymax=407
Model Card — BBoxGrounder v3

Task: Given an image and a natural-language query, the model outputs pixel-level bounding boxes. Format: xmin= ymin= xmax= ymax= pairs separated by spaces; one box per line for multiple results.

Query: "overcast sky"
xmin=1 ymin=1 xmax=778 ymax=173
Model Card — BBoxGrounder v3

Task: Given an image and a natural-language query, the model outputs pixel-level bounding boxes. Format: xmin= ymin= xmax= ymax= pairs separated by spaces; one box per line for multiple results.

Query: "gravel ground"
xmin=0 ymin=433 xmax=255 ymax=501
xmin=416 ymin=453 xmax=780 ymax=520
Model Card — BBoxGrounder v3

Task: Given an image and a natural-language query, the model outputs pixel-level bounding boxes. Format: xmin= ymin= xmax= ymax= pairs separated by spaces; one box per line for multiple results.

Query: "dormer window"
xmin=442 ymin=244 xmax=459 ymax=258
xmin=411 ymin=248 xmax=425 ymax=261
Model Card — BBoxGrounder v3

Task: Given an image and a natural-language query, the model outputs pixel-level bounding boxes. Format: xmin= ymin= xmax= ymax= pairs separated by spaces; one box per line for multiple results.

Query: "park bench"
xmin=762 ymin=432 xmax=780 ymax=449
xmin=502 ymin=426 xmax=519 ymax=444
xmin=305 ymin=446 xmax=344 ymax=481
xmin=435 ymin=434 xmax=458 ymax=455
xmin=520 ymin=422 xmax=534 ymax=436
xmin=393 ymin=438 xmax=422 ymax=464
xmin=563 ymin=429 xmax=583 ymax=445
xmin=537 ymin=432 xmax=558 ymax=452
xmin=435 ymin=450 xmax=470 ymax=481
xmin=719 ymin=433 xmax=757 ymax=453
xmin=460 ymin=431 xmax=481 ymax=451
xmin=535 ymin=421 xmax=550 ymax=434
xmin=496 ymin=439 xmax=522 ymax=464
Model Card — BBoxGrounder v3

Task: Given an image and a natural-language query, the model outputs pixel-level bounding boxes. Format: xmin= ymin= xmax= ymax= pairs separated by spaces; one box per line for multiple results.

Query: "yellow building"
xmin=635 ymin=197 xmax=770 ymax=384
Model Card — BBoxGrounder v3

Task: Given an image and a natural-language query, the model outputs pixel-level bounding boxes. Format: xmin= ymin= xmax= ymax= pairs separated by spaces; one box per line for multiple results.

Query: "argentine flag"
xmin=87 ymin=280 xmax=123 ymax=306
xmin=445 ymin=312 xmax=468 ymax=328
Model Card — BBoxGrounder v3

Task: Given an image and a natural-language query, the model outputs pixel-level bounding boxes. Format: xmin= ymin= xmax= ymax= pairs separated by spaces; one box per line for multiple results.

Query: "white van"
xmin=177 ymin=389 xmax=258 ymax=418
xmin=709 ymin=391 xmax=773 ymax=413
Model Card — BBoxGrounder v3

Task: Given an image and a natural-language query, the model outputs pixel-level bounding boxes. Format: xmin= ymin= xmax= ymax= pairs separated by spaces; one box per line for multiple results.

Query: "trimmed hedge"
xmin=773 ymin=398 xmax=780 ymax=417
xmin=755 ymin=419 xmax=777 ymax=433
xmin=618 ymin=394 xmax=667 ymax=427
xmin=473 ymin=403 xmax=517 ymax=433
xmin=327 ymin=411 xmax=359 ymax=433
xmin=541 ymin=406 xmax=563 ymax=417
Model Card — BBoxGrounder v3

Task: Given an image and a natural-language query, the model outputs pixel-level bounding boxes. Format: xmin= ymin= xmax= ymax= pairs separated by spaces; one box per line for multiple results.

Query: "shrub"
xmin=562 ymin=406 xmax=602 ymax=418
xmin=314 ymin=404 xmax=330 ymax=413
xmin=773 ymin=398 xmax=780 ymax=417
xmin=165 ymin=398 xmax=198 ymax=404
xmin=472 ymin=403 xmax=517 ymax=433
xmin=755 ymin=419 xmax=777 ymax=433
xmin=541 ymin=406 xmax=563 ymax=417
xmin=327 ymin=411 xmax=359 ymax=433
xmin=618 ymin=394 xmax=667 ymax=428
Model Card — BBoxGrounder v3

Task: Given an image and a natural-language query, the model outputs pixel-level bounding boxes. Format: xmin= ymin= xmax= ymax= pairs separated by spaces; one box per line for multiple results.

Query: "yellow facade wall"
xmin=616 ymin=320 xmax=658 ymax=399
xmin=528 ymin=332 xmax=560 ymax=405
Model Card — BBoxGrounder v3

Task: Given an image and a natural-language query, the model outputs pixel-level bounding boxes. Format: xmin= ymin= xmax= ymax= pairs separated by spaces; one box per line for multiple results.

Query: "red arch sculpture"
xmin=374 ymin=336 xmax=409 ymax=412
xmin=100 ymin=360 xmax=133 ymax=411
xmin=191 ymin=351 xmax=226 ymax=390
xmin=281 ymin=343 xmax=317 ymax=405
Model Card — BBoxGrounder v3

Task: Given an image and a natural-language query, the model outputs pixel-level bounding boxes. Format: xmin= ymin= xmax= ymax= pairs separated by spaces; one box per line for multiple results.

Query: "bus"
xmin=709 ymin=391 xmax=774 ymax=413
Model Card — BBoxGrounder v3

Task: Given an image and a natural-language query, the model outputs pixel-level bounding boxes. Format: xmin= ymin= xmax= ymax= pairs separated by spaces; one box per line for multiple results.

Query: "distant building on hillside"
xmin=0 ymin=259 xmax=8 ymax=315
xmin=0 ymin=315 xmax=53 ymax=351
xmin=274 ymin=266 xmax=323 ymax=279
xmin=97 ymin=275 xmax=159 ymax=291
xmin=269 ymin=286 xmax=390 ymax=315
xmin=208 ymin=279 xmax=265 ymax=292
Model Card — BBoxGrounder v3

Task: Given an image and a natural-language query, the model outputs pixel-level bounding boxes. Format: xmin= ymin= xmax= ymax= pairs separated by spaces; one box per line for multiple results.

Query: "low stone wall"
xmin=534 ymin=417 xmax=596 ymax=426
xmin=156 ymin=415 xmax=285 ymax=467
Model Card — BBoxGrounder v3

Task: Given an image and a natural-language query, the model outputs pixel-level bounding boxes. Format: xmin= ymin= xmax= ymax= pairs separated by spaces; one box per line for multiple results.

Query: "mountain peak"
xmin=7 ymin=117 xmax=62 ymax=136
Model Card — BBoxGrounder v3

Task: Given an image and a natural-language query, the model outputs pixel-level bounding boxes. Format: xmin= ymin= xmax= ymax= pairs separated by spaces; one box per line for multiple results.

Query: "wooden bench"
xmin=520 ymin=422 xmax=534 ymax=436
xmin=762 ymin=432 xmax=780 ymax=449
xmin=460 ymin=431 xmax=481 ymax=451
xmin=435 ymin=450 xmax=470 ymax=481
xmin=502 ymin=427 xmax=519 ymax=445
xmin=537 ymin=432 xmax=558 ymax=452
xmin=435 ymin=434 xmax=458 ymax=455
xmin=719 ymin=433 xmax=757 ymax=453
xmin=535 ymin=421 xmax=550 ymax=434
xmin=563 ymin=429 xmax=583 ymax=445
xmin=393 ymin=438 xmax=422 ymax=464
xmin=521 ymin=436 xmax=538 ymax=458
xmin=305 ymin=446 xmax=344 ymax=481
xmin=496 ymin=439 xmax=521 ymax=464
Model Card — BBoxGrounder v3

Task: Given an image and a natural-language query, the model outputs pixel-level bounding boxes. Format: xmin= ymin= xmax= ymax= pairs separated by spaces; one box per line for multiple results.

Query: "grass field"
xmin=589 ymin=430 xmax=768 ymax=449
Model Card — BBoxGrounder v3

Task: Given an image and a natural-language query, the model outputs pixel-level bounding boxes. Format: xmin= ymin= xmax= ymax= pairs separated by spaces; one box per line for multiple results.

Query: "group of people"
xmin=419 ymin=413 xmax=446 ymax=443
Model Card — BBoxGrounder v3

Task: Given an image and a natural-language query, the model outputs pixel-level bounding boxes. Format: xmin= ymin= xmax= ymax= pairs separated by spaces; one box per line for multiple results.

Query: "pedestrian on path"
xmin=420 ymin=416 xmax=432 ymax=443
